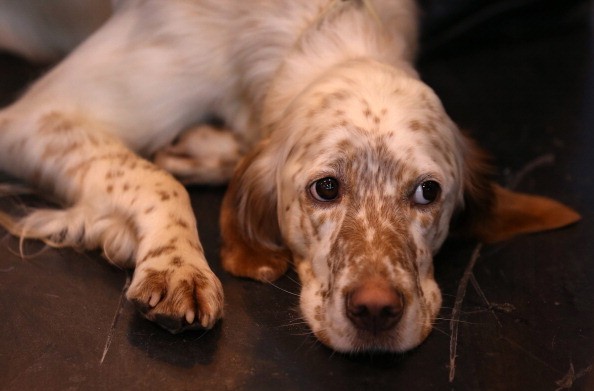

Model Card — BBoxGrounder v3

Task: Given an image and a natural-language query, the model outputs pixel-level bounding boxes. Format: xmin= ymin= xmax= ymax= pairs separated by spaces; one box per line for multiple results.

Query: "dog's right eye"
xmin=412 ymin=180 xmax=441 ymax=205
xmin=310 ymin=177 xmax=340 ymax=202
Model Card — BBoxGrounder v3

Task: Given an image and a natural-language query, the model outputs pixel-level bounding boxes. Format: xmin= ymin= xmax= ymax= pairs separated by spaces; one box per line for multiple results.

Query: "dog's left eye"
xmin=310 ymin=177 xmax=340 ymax=202
xmin=412 ymin=180 xmax=441 ymax=205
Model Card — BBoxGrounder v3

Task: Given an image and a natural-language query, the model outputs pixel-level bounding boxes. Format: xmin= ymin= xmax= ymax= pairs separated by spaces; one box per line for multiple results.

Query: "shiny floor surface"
xmin=1 ymin=4 xmax=593 ymax=390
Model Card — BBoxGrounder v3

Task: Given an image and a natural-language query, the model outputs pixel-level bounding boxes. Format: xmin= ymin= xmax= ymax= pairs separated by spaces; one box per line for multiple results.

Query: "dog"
xmin=0 ymin=0 xmax=580 ymax=353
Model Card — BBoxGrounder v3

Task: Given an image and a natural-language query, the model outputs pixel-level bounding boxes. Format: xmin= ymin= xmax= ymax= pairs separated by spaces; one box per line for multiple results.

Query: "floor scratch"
xmin=449 ymin=243 xmax=483 ymax=383
xmin=506 ymin=153 xmax=555 ymax=189
xmin=448 ymin=153 xmax=558 ymax=383
xmin=555 ymin=362 xmax=593 ymax=391
xmin=100 ymin=273 xmax=131 ymax=365
xmin=469 ymin=273 xmax=503 ymax=328
xmin=502 ymin=336 xmax=560 ymax=372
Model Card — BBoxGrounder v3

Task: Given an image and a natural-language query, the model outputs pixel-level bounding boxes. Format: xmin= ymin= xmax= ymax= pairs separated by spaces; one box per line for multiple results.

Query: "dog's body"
xmin=0 ymin=0 xmax=580 ymax=353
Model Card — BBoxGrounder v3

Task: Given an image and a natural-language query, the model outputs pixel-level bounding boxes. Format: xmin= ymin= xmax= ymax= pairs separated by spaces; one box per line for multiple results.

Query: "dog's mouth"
xmin=296 ymin=261 xmax=441 ymax=353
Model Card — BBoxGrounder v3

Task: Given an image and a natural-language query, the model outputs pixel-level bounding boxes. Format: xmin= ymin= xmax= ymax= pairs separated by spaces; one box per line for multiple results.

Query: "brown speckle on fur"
xmin=38 ymin=112 xmax=77 ymax=135
xmin=139 ymin=245 xmax=177 ymax=264
xmin=157 ymin=190 xmax=171 ymax=201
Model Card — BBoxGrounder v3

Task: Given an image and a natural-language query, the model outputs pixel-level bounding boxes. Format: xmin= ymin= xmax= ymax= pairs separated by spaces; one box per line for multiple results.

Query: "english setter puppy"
xmin=0 ymin=0 xmax=579 ymax=353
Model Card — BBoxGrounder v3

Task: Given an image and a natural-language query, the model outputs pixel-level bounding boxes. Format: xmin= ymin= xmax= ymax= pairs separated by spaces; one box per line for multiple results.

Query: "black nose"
xmin=345 ymin=281 xmax=404 ymax=334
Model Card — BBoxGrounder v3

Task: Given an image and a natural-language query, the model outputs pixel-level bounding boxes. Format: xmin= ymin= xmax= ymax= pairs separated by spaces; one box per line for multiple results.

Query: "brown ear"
xmin=220 ymin=140 xmax=290 ymax=282
xmin=457 ymin=133 xmax=581 ymax=243
xmin=474 ymin=184 xmax=581 ymax=243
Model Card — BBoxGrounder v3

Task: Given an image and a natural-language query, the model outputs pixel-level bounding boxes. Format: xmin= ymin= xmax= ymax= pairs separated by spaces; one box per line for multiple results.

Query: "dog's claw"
xmin=126 ymin=265 xmax=224 ymax=333
xmin=185 ymin=309 xmax=195 ymax=325
xmin=149 ymin=292 xmax=161 ymax=307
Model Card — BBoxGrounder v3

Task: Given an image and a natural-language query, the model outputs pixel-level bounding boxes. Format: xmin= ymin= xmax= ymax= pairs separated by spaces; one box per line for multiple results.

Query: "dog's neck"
xmin=258 ymin=0 xmax=419 ymax=135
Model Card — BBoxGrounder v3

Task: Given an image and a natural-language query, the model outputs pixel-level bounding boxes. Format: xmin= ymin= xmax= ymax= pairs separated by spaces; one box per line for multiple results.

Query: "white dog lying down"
xmin=0 ymin=0 xmax=580 ymax=353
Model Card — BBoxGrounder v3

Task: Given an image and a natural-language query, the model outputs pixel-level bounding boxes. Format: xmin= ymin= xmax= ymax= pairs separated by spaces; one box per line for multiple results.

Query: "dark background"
xmin=1 ymin=1 xmax=592 ymax=390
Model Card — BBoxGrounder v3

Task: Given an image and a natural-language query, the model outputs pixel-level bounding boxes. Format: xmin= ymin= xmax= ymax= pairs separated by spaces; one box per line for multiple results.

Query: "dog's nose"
xmin=345 ymin=281 xmax=404 ymax=334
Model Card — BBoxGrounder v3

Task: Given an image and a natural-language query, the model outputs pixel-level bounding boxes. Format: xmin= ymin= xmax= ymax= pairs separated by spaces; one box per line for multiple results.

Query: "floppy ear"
xmin=474 ymin=185 xmax=581 ymax=243
xmin=458 ymin=134 xmax=581 ymax=243
xmin=220 ymin=139 xmax=290 ymax=282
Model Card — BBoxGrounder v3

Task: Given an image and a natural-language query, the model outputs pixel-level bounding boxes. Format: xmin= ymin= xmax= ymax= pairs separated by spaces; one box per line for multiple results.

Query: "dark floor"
xmin=1 ymin=2 xmax=593 ymax=391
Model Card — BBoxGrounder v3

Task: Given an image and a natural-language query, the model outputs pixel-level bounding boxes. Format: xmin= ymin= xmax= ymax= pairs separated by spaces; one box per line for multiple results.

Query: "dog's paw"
xmin=154 ymin=125 xmax=244 ymax=185
xmin=127 ymin=265 xmax=224 ymax=333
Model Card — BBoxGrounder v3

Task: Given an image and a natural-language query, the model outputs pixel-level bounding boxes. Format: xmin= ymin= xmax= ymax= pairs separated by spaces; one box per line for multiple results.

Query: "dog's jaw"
xmin=297 ymin=257 xmax=442 ymax=353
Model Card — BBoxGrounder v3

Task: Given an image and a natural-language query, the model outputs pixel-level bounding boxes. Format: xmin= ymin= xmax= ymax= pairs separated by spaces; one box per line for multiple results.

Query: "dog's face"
xmin=221 ymin=60 xmax=579 ymax=353
xmin=223 ymin=61 xmax=469 ymax=352
xmin=274 ymin=64 xmax=465 ymax=352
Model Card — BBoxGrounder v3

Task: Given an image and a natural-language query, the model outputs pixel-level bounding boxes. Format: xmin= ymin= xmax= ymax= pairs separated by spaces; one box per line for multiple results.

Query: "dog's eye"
xmin=310 ymin=177 xmax=340 ymax=202
xmin=412 ymin=180 xmax=440 ymax=205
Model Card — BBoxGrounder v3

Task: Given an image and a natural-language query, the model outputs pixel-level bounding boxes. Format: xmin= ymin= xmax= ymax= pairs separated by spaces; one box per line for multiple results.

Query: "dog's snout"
xmin=345 ymin=280 xmax=404 ymax=334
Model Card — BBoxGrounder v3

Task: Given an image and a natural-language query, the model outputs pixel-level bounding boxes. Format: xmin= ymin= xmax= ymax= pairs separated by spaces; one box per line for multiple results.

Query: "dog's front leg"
xmin=0 ymin=111 xmax=223 ymax=332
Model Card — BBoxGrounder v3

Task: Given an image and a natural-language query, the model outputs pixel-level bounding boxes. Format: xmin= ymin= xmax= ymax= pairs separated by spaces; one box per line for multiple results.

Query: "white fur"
xmin=0 ymin=0 xmax=462 ymax=350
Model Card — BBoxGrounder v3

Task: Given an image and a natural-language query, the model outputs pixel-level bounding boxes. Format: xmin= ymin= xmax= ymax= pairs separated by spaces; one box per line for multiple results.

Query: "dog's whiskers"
xmin=283 ymin=273 xmax=302 ymax=287
xmin=266 ymin=281 xmax=299 ymax=297
xmin=277 ymin=320 xmax=310 ymax=328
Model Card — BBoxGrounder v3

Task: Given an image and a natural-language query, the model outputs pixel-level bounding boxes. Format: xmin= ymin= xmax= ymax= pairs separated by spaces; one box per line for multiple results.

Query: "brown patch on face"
xmin=430 ymin=138 xmax=446 ymax=158
xmin=331 ymin=209 xmax=416 ymax=283
xmin=409 ymin=119 xmax=439 ymax=135
xmin=298 ymin=209 xmax=313 ymax=249
xmin=409 ymin=120 xmax=422 ymax=131
xmin=171 ymin=218 xmax=189 ymax=229
xmin=157 ymin=190 xmax=171 ymax=201
xmin=336 ymin=138 xmax=357 ymax=157
xmin=419 ymin=91 xmax=439 ymax=113
xmin=419 ymin=211 xmax=433 ymax=230
xmin=321 ymin=90 xmax=351 ymax=109
xmin=311 ymin=214 xmax=328 ymax=241
xmin=314 ymin=305 xmax=324 ymax=323
xmin=318 ymin=140 xmax=428 ymax=301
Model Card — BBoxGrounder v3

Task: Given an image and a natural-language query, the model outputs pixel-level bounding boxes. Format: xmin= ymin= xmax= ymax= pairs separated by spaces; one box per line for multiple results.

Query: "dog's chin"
xmin=307 ymin=305 xmax=437 ymax=354
xmin=319 ymin=333 xmax=423 ymax=355
xmin=297 ymin=262 xmax=442 ymax=354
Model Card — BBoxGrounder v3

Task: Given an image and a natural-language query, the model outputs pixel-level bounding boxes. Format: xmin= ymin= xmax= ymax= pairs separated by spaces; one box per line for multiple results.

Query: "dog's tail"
xmin=0 ymin=188 xmax=137 ymax=268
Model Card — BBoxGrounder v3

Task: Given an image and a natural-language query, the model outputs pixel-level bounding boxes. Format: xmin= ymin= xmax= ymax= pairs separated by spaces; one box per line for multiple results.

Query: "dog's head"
xmin=220 ymin=60 xmax=580 ymax=353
